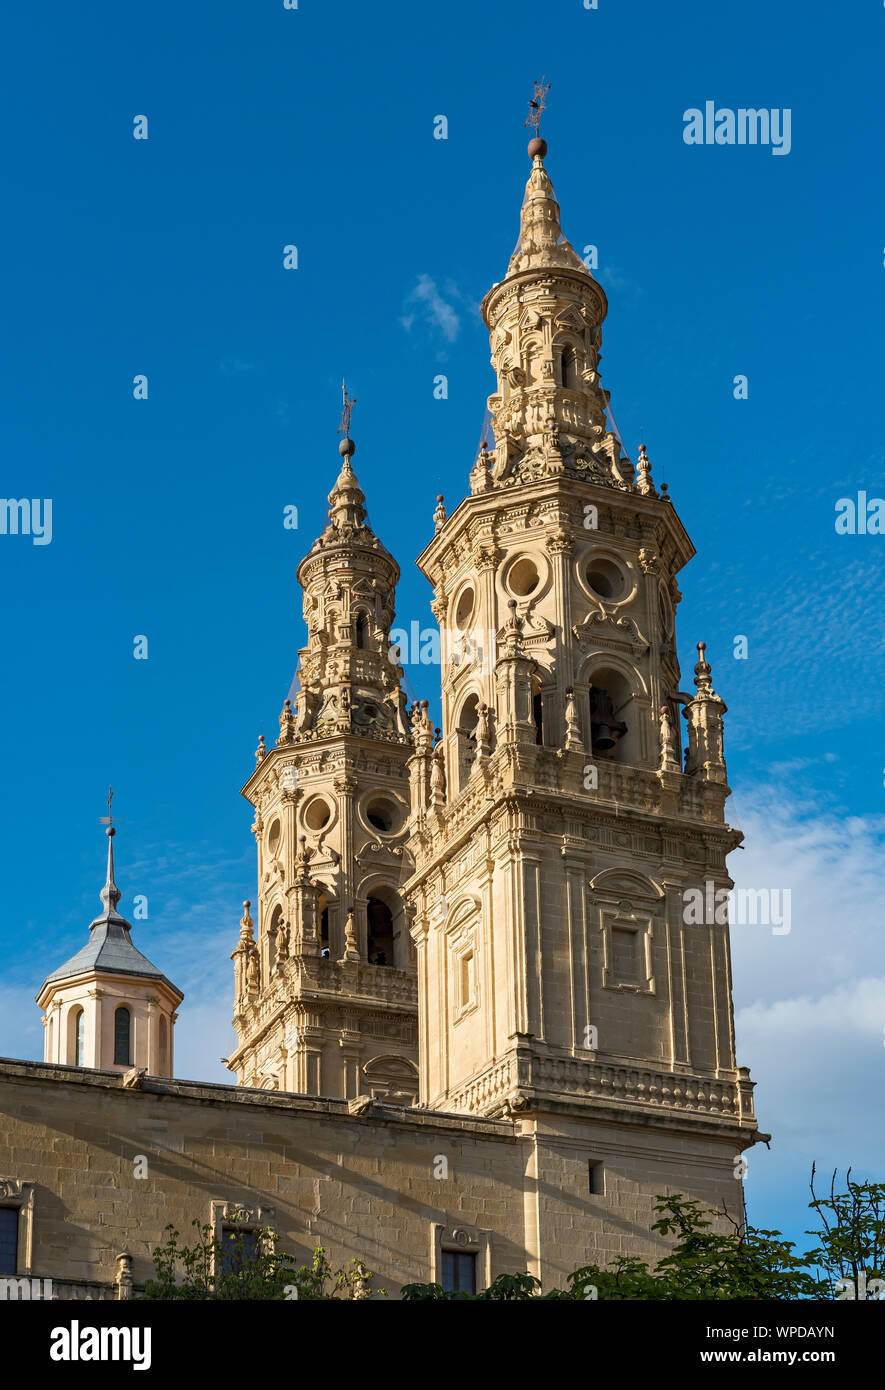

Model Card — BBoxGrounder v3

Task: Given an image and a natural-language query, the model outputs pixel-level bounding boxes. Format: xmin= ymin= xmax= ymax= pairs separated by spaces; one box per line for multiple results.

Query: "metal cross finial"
xmin=524 ymin=77 xmax=550 ymax=135
xmin=100 ymin=785 xmax=116 ymax=828
xmin=338 ymin=380 xmax=356 ymax=439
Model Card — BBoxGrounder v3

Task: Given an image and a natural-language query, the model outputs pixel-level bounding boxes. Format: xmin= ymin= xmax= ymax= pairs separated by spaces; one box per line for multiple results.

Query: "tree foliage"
xmin=143 ymin=1170 xmax=885 ymax=1301
xmin=141 ymin=1220 xmax=380 ymax=1301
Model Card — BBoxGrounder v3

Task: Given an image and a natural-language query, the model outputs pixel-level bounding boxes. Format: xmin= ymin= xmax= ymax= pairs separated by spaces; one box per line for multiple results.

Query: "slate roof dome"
xmin=38 ymin=827 xmax=181 ymax=1000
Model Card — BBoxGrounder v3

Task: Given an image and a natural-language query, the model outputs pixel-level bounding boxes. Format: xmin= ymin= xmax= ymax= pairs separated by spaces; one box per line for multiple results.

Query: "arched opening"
xmin=267 ymin=904 xmax=283 ymax=978
xmin=354 ymin=611 xmax=370 ymax=650
xmin=560 ymin=345 xmax=578 ymax=389
xmin=361 ymin=1055 xmax=419 ymax=1104
xmin=67 ymin=1005 xmax=84 ymax=1065
xmin=367 ymin=896 xmax=394 ymax=967
xmin=587 ymin=666 xmax=633 ymax=763
xmin=113 ymin=1006 xmax=131 ymax=1067
xmin=532 ymin=675 xmax=544 ymax=745
xmin=456 ymin=694 xmax=480 ymax=792
xmin=318 ymin=891 xmax=330 ymax=958
xmin=364 ymin=885 xmax=410 ymax=969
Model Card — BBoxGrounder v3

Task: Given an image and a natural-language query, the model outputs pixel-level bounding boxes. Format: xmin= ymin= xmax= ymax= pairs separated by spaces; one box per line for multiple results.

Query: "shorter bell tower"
xmin=228 ymin=409 xmax=420 ymax=1101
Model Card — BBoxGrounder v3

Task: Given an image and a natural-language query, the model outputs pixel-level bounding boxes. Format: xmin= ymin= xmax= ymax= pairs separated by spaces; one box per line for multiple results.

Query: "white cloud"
xmin=730 ymin=788 xmax=885 ymax=1240
xmin=400 ymin=275 xmax=462 ymax=343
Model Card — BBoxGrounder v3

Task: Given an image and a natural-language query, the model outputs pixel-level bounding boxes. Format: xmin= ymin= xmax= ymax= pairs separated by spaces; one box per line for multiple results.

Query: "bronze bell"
xmin=589 ymin=685 xmax=627 ymax=752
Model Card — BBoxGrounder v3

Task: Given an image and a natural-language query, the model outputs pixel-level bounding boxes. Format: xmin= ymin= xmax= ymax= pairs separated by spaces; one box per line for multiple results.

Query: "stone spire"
xmin=507 ymin=143 xmax=588 ymax=277
xmin=479 ymin=139 xmax=632 ymax=492
xmin=98 ymin=826 xmax=122 ymax=918
xmin=291 ymin=412 xmax=409 ymax=742
xmin=327 ymin=452 xmax=368 ymax=532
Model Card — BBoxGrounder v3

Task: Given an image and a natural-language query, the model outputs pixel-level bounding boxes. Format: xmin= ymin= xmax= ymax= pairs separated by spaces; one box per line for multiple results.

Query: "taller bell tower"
xmin=229 ymin=423 xmax=419 ymax=1102
xmin=405 ymin=135 xmax=763 ymax=1275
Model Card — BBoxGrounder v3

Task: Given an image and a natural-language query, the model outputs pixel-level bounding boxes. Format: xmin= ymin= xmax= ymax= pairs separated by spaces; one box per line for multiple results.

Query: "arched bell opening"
xmin=317 ymin=888 xmax=331 ymax=959
xmin=364 ymin=884 xmax=409 ymax=969
xmin=587 ymin=665 xmax=634 ymax=763
xmin=367 ymin=897 xmax=394 ymax=967
xmin=532 ymin=675 xmax=545 ymax=745
xmin=267 ymin=903 xmax=284 ymax=978
xmin=456 ymin=693 xmax=480 ymax=792
xmin=354 ymin=611 xmax=370 ymax=650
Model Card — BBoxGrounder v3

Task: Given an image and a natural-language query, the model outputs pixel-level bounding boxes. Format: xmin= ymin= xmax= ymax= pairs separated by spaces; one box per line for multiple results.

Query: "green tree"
xmin=141 ymin=1220 xmax=381 ymax=1301
xmin=805 ymin=1165 xmax=885 ymax=1300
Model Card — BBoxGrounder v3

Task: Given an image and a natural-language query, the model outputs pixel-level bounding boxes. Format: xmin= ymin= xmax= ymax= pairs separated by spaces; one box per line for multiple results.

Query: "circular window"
xmin=303 ymin=797 xmax=332 ymax=832
xmin=454 ymin=585 xmax=475 ymax=630
xmin=586 ymin=557 xmax=625 ymax=600
xmin=364 ymin=796 xmax=402 ymax=835
xmin=267 ymin=818 xmax=281 ymax=855
xmin=507 ymin=557 xmax=540 ymax=597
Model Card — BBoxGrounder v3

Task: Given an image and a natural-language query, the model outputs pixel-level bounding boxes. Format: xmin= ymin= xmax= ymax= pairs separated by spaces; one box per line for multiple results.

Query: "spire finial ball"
xmin=339 ymin=437 xmax=355 ymax=457
xmin=106 ymin=826 xmax=116 ymax=839
xmin=527 ymin=136 xmax=547 ymax=160
xmin=698 ymin=641 xmax=707 ymax=652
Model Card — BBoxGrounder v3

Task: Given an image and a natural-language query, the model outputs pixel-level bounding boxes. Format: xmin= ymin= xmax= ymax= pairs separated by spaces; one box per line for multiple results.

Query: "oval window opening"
xmin=304 ymin=799 xmax=331 ymax=832
xmin=587 ymin=558 xmax=625 ymax=600
xmin=508 ymin=558 xmax=540 ymax=597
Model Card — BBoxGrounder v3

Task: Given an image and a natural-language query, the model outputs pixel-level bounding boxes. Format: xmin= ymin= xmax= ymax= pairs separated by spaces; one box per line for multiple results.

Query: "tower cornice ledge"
xmin=416 ymin=473 xmax=695 ymax=585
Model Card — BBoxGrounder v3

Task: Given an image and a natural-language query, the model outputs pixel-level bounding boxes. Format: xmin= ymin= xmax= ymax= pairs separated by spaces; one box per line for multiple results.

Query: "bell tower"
xmin=229 ymin=409 xmax=419 ymax=1102
xmin=405 ymin=132 xmax=763 ymax=1266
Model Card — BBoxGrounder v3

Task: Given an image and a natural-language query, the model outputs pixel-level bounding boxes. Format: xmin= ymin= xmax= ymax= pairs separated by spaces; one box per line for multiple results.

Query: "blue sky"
xmin=1 ymin=0 xmax=883 ymax=1257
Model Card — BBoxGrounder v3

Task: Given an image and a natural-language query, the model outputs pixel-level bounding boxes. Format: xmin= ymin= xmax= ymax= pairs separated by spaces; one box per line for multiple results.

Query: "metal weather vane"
xmin=100 ymin=785 xmax=116 ymax=828
xmin=338 ymin=380 xmax=356 ymax=439
xmin=524 ymin=77 xmax=550 ymax=136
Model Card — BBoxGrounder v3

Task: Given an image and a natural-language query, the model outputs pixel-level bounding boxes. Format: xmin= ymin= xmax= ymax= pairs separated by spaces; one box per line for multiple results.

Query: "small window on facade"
xmin=355 ymin=613 xmax=369 ymax=650
xmin=0 ymin=1207 xmax=18 ymax=1275
xmin=441 ymin=1249 xmax=476 ymax=1294
xmin=560 ymin=346 xmax=577 ymax=389
xmin=588 ymin=1161 xmax=605 ymax=1195
xmin=459 ymin=952 xmax=474 ymax=1008
xmin=75 ymin=1008 xmax=85 ymax=1066
xmin=114 ymin=1006 xmax=132 ymax=1066
xmin=221 ymin=1226 xmax=260 ymax=1276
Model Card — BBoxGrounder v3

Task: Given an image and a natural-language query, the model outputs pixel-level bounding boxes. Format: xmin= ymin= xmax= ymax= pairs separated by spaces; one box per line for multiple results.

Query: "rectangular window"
xmin=588 ymin=1161 xmax=605 ymax=1196
xmin=441 ymin=1249 xmax=476 ymax=1295
xmin=459 ymin=952 xmax=474 ymax=1008
xmin=0 ymin=1207 xmax=18 ymax=1275
xmin=611 ymin=927 xmax=638 ymax=981
xmin=220 ymin=1226 xmax=260 ymax=1277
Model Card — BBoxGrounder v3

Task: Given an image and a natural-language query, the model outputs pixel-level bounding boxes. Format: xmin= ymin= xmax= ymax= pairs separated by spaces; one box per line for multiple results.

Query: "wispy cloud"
xmin=697 ymin=551 xmax=885 ymax=742
xmin=219 ymin=355 xmax=261 ymax=376
xmin=400 ymin=274 xmax=463 ymax=343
